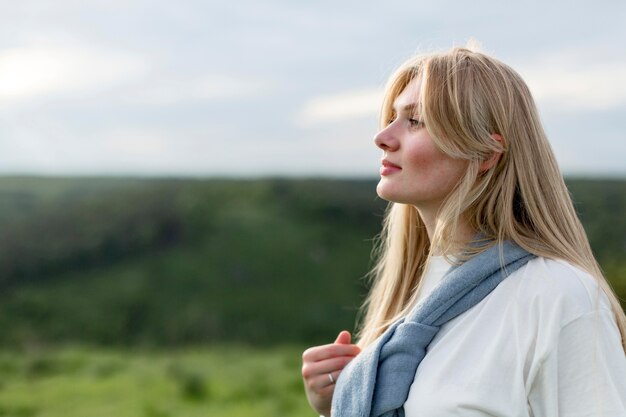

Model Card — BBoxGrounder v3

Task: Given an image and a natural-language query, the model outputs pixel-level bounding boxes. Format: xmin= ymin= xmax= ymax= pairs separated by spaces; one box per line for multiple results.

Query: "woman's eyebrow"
xmin=392 ymin=103 xmax=420 ymax=113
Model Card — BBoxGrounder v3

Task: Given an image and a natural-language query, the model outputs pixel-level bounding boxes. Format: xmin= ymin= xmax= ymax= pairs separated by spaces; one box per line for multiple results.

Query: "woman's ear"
xmin=480 ymin=133 xmax=504 ymax=172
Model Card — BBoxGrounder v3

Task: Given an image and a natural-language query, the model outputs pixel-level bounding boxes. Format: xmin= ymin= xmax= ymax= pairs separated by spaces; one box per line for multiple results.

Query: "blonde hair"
xmin=357 ymin=46 xmax=626 ymax=351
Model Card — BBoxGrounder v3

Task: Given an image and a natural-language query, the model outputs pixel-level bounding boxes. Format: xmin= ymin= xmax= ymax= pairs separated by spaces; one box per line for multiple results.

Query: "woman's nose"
xmin=374 ymin=124 xmax=399 ymax=151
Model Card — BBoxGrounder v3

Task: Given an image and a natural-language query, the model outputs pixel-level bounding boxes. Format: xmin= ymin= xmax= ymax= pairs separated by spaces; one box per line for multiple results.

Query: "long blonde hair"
xmin=357 ymin=46 xmax=626 ymax=351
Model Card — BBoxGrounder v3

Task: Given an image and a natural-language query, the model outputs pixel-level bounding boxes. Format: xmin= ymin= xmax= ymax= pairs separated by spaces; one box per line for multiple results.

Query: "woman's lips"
xmin=380 ymin=159 xmax=401 ymax=176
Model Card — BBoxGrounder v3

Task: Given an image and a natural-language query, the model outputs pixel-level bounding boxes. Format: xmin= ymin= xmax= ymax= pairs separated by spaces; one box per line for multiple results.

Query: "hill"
xmin=0 ymin=177 xmax=623 ymax=348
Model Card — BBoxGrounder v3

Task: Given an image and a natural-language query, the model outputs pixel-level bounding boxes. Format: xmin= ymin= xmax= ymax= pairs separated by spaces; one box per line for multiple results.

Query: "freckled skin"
xmin=374 ymin=78 xmax=468 ymax=216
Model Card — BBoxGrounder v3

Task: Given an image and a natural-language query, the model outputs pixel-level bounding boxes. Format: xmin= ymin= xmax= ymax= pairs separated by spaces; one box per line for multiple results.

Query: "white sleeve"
xmin=528 ymin=309 xmax=626 ymax=416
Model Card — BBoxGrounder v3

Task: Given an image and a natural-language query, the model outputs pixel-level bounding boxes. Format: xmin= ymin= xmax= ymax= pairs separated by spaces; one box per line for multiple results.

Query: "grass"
xmin=0 ymin=345 xmax=315 ymax=417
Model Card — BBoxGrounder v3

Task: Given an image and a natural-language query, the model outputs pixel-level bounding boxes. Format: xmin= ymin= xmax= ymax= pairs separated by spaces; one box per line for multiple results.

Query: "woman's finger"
xmin=302 ymin=343 xmax=360 ymax=362
xmin=334 ymin=330 xmax=351 ymax=344
xmin=302 ymin=355 xmax=355 ymax=379
xmin=305 ymin=370 xmax=341 ymax=392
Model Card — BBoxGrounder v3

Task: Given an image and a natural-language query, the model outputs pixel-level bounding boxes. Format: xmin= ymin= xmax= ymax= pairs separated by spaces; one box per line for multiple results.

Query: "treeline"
xmin=0 ymin=177 xmax=623 ymax=348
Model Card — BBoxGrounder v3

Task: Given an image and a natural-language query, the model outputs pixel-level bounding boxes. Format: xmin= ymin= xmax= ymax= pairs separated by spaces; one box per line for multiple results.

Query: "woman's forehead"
xmin=392 ymin=78 xmax=422 ymax=112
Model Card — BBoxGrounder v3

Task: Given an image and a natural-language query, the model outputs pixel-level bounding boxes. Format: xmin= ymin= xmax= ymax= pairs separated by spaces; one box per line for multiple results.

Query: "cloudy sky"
xmin=1 ymin=0 xmax=625 ymax=177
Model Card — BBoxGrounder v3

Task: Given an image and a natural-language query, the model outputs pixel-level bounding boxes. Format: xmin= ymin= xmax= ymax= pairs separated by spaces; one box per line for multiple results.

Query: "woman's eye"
xmin=409 ymin=118 xmax=424 ymax=128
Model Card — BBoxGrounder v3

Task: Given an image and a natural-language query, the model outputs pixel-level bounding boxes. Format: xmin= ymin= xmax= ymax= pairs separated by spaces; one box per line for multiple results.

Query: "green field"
xmin=0 ymin=176 xmax=623 ymax=415
xmin=0 ymin=345 xmax=313 ymax=417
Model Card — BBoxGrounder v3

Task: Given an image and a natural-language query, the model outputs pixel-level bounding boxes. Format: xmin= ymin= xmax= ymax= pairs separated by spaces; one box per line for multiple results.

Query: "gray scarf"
xmin=331 ymin=240 xmax=535 ymax=417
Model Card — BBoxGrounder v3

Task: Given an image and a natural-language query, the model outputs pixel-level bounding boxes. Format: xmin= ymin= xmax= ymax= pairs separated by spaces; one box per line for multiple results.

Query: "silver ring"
xmin=328 ymin=373 xmax=335 ymax=384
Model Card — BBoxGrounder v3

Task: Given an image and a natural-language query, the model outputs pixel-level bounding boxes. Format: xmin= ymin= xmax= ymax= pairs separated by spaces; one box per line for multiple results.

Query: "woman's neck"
xmin=417 ymin=207 xmax=475 ymax=256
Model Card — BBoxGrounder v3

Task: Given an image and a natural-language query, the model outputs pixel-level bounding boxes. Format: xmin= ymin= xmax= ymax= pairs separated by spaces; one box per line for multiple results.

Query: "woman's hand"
xmin=302 ymin=330 xmax=361 ymax=416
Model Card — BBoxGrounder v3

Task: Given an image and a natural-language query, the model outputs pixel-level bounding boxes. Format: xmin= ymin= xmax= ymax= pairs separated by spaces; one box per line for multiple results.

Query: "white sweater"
xmin=404 ymin=256 xmax=626 ymax=417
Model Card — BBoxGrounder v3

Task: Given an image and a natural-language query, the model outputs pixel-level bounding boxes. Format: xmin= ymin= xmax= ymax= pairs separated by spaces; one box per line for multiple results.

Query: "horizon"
xmin=0 ymin=172 xmax=624 ymax=181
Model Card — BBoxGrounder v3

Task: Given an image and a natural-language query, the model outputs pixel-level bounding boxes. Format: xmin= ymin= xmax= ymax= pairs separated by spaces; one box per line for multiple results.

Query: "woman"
xmin=301 ymin=46 xmax=626 ymax=416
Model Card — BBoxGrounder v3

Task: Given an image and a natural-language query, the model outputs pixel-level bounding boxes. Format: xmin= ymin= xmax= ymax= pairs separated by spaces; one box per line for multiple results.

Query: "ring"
xmin=328 ymin=373 xmax=335 ymax=384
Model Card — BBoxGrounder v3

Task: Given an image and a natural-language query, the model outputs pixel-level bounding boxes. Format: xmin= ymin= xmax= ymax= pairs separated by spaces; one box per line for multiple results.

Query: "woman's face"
xmin=374 ymin=77 xmax=468 ymax=214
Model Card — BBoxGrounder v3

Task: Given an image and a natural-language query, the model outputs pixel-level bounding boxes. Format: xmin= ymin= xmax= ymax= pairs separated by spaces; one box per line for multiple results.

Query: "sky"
xmin=0 ymin=0 xmax=625 ymax=177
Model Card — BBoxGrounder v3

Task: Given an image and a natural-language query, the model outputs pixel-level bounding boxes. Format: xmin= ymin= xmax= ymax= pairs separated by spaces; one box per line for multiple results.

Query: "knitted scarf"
xmin=331 ymin=240 xmax=535 ymax=417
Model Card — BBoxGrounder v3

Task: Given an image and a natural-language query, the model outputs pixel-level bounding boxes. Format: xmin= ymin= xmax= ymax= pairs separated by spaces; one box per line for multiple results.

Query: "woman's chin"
xmin=376 ymin=181 xmax=400 ymax=203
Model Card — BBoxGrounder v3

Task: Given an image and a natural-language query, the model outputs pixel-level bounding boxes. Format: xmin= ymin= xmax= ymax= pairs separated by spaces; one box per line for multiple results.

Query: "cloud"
xmin=517 ymin=51 xmax=626 ymax=111
xmin=295 ymin=88 xmax=382 ymax=127
xmin=0 ymin=43 xmax=146 ymax=100
xmin=97 ymin=128 xmax=171 ymax=156
xmin=125 ymin=74 xmax=270 ymax=106
xmin=0 ymin=124 xmax=62 ymax=172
